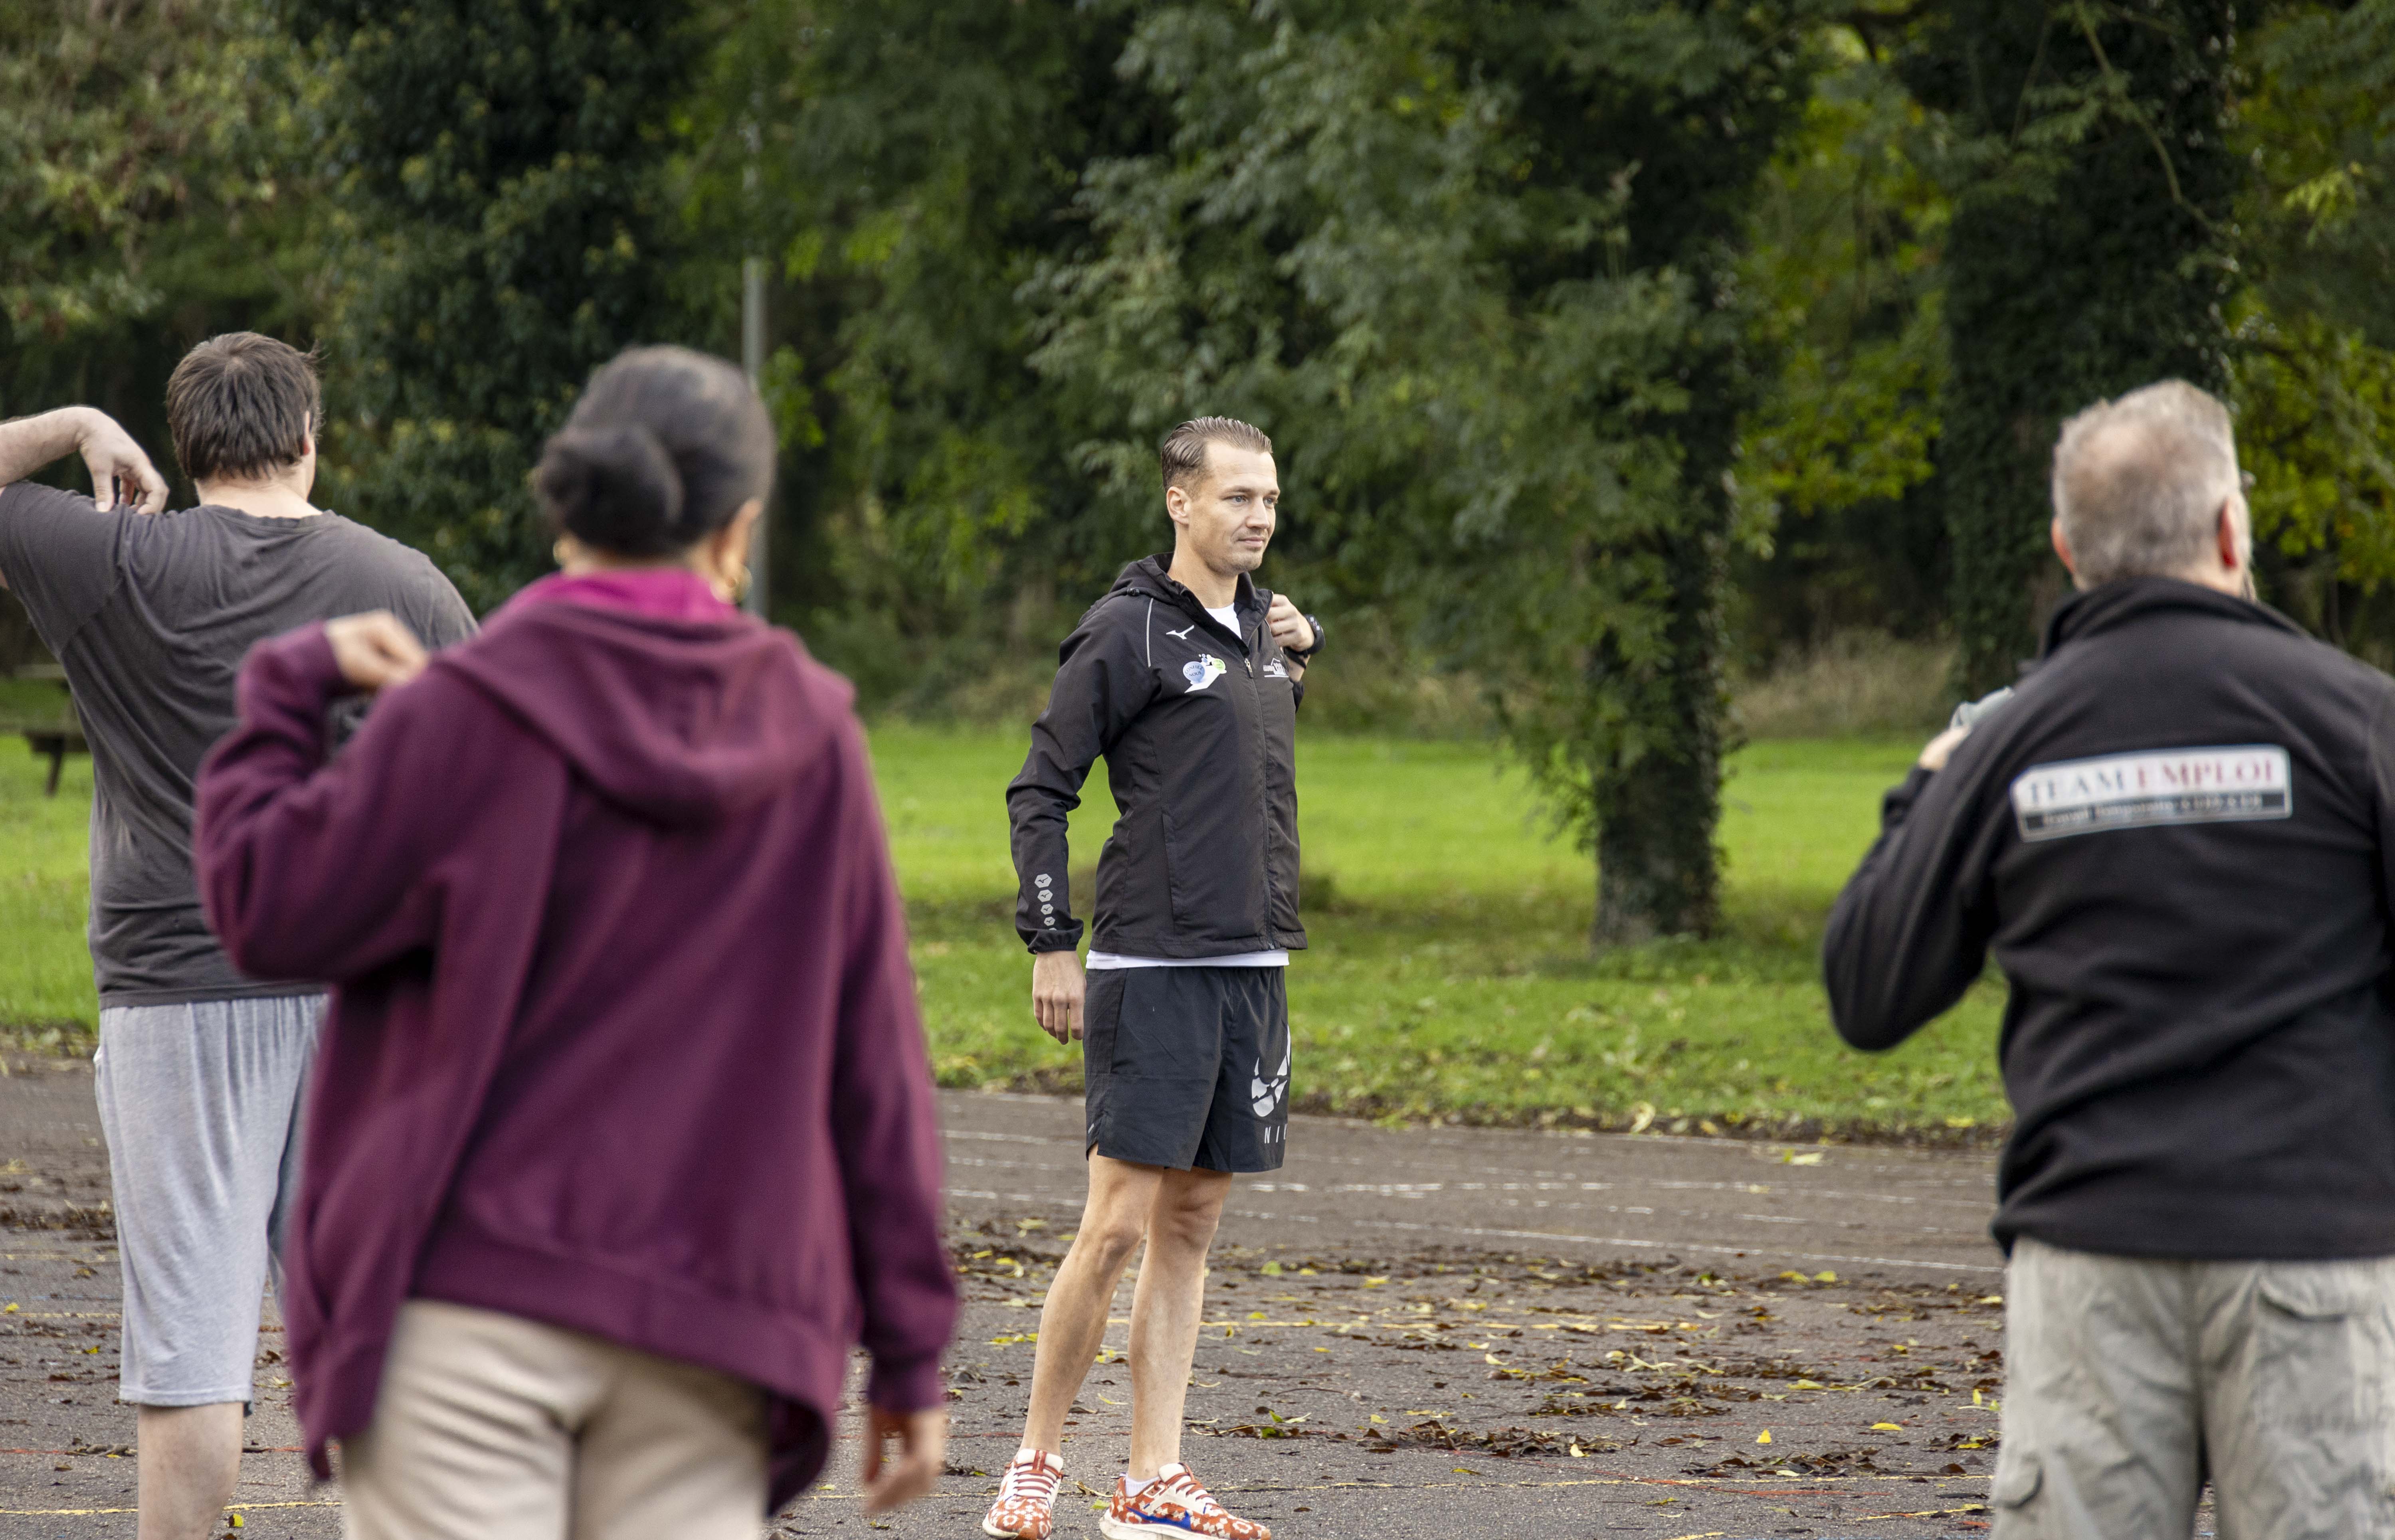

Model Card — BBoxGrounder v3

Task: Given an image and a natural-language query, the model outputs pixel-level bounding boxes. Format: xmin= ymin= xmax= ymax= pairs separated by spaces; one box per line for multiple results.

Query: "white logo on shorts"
xmin=1251 ymin=1040 xmax=1291 ymax=1117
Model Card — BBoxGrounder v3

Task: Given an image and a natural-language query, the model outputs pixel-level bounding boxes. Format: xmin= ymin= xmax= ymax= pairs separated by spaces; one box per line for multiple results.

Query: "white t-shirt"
xmin=1090 ymin=599 xmax=1287 ymax=970
xmin=1087 ymin=949 xmax=1289 ymax=970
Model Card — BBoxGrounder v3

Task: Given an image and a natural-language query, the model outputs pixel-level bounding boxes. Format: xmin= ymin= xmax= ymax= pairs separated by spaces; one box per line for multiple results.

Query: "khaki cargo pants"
xmin=1993 ymin=1237 xmax=2395 ymax=1540
xmin=341 ymin=1301 xmax=769 ymax=1540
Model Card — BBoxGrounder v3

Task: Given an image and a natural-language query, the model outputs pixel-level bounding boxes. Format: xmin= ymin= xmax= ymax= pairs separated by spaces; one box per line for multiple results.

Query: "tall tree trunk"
xmin=1921 ymin=0 xmax=2239 ymax=697
xmin=1591 ymin=515 xmax=1729 ymax=947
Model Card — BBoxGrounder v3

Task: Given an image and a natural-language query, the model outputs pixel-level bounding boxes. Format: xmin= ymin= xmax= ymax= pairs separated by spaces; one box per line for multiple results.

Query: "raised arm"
xmin=0 ymin=408 xmax=168 ymax=527
xmin=196 ymin=620 xmax=554 ymax=983
xmin=1821 ymin=740 xmax=2004 ymax=1052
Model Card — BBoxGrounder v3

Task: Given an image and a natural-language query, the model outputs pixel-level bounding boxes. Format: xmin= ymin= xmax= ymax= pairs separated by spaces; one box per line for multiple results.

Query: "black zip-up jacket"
xmin=1826 ymin=577 xmax=2395 ymax=1261
xmin=1008 ymin=557 xmax=1308 ymax=958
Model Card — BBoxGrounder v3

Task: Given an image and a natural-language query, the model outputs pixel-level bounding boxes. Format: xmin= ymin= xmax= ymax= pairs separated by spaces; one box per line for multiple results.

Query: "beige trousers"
xmin=342 ymin=1301 xmax=768 ymax=1540
xmin=1992 ymin=1237 xmax=2395 ymax=1540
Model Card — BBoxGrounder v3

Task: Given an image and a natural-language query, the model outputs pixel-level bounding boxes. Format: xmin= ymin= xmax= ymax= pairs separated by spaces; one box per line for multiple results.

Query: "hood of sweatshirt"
xmin=437 ymin=600 xmax=846 ymax=826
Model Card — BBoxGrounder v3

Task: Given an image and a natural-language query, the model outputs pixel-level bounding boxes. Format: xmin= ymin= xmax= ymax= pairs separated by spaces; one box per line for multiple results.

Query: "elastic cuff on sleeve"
xmin=866 ymin=1354 xmax=947 ymax=1414
xmin=1027 ymin=929 xmax=1082 ymax=954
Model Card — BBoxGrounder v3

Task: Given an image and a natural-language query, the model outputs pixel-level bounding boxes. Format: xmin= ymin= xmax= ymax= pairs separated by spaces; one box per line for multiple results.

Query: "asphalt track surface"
xmin=7 ymin=1062 xmax=2194 ymax=1539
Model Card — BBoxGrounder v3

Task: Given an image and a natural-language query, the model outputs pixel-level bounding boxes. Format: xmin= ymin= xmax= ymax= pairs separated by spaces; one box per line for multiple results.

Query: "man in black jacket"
xmin=985 ymin=417 xmax=1320 ymax=1540
xmin=1825 ymin=380 xmax=2395 ymax=1540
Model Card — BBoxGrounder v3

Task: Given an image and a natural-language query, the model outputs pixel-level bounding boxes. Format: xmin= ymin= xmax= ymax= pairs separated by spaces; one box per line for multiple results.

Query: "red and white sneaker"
xmin=1101 ymin=1463 xmax=1271 ymax=1539
xmin=982 ymin=1447 xmax=1067 ymax=1539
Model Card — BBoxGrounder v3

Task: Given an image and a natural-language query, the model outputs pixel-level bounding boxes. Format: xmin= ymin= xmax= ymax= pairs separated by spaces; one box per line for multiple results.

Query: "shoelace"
xmin=1157 ymin=1471 xmax=1224 ymax=1514
xmin=1002 ymin=1456 xmax=1062 ymax=1507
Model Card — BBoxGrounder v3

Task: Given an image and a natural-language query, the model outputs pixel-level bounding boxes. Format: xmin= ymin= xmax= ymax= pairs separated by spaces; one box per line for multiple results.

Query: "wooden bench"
xmin=6 ymin=664 xmax=84 ymax=796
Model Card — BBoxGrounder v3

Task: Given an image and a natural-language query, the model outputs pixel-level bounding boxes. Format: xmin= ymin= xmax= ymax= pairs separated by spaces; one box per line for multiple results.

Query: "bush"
xmin=1733 ymin=631 xmax=1953 ymax=741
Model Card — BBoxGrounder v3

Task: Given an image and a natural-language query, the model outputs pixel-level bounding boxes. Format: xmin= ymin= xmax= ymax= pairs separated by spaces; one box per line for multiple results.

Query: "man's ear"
xmin=2217 ymin=499 xmax=2242 ymax=570
xmin=2049 ymin=517 xmax=2076 ymax=577
xmin=1165 ymin=484 xmax=1191 ymax=530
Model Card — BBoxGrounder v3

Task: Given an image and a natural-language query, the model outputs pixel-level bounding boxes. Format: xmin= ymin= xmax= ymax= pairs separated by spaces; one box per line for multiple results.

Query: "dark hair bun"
xmin=535 ymin=424 xmax=686 ymax=557
xmin=537 ymin=346 xmax=775 ymax=558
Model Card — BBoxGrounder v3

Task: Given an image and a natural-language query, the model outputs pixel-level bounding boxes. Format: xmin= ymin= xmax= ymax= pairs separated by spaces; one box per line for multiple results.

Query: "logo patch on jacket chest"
xmin=2009 ymin=745 xmax=2292 ymax=841
xmin=1182 ymin=655 xmax=1228 ymax=692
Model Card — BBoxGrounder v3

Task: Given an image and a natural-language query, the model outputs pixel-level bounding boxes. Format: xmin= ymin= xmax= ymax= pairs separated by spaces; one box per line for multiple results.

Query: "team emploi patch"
xmin=2009 ymin=744 xmax=2292 ymax=842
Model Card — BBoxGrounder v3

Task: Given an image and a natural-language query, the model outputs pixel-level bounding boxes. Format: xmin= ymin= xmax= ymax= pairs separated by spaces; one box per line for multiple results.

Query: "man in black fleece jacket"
xmin=990 ymin=416 xmax=1321 ymax=1540
xmin=1825 ymin=380 xmax=2395 ymax=1540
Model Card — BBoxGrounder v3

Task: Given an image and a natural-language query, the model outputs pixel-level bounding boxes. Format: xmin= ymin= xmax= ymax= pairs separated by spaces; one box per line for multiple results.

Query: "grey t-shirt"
xmin=0 ymin=483 xmax=476 ymax=1006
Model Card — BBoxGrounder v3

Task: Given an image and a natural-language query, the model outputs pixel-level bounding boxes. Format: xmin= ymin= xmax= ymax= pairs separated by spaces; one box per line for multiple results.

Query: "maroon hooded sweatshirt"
xmin=194 ymin=591 xmax=956 ymax=1508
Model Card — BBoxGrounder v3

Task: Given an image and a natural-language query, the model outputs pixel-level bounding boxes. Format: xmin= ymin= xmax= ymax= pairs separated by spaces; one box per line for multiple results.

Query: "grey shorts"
xmin=1082 ymin=966 xmax=1289 ymax=1174
xmin=1993 ymin=1236 xmax=2395 ymax=1540
xmin=93 ymin=994 xmax=324 ymax=1407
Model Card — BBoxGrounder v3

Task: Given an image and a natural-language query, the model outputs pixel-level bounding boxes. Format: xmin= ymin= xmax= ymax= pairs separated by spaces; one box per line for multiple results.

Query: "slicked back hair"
xmin=2051 ymin=380 xmax=2240 ymax=587
xmin=1160 ymin=416 xmax=1272 ymax=494
xmin=166 ymin=333 xmax=322 ymax=484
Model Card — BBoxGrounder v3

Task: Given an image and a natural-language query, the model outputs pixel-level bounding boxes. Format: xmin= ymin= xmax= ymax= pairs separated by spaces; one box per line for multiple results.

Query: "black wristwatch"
xmin=1287 ymin=613 xmax=1326 ymax=662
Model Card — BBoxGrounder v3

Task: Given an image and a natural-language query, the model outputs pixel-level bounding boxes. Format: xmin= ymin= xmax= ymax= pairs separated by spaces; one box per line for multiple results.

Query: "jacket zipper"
xmin=1249 ymin=607 xmax=1277 ymax=946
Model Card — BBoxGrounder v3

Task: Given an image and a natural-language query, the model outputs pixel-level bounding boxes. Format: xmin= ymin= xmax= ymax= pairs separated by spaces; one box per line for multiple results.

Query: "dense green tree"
xmin=702 ymin=0 xmax=1162 ymax=702
xmin=1026 ymin=2 xmax=1811 ymax=944
xmin=1903 ymin=0 xmax=2240 ymax=696
xmin=1730 ymin=33 xmax=1951 ymax=665
xmin=2243 ymin=0 xmax=2395 ymax=350
xmin=2229 ymin=0 xmax=2395 ymax=652
xmin=0 ymin=0 xmax=309 ymax=664
xmin=280 ymin=0 xmax=719 ymax=611
xmin=0 ymin=0 xmax=307 ymax=481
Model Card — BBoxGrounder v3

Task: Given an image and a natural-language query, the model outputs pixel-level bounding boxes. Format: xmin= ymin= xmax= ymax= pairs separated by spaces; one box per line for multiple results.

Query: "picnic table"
xmin=6 ymin=663 xmax=85 ymax=795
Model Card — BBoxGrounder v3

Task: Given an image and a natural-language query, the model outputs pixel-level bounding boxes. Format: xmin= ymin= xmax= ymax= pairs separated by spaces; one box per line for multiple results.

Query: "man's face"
xmin=1166 ymin=443 xmax=1279 ymax=576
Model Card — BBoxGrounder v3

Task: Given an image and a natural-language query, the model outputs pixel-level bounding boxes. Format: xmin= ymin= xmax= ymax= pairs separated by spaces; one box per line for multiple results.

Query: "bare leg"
xmin=1021 ymin=1155 xmax=1164 ymax=1454
xmin=135 ymin=1403 xmax=243 ymax=1540
xmin=1127 ymin=1168 xmax=1231 ymax=1481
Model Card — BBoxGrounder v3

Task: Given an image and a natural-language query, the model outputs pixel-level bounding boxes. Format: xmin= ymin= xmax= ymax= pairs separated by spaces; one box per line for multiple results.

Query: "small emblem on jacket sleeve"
xmin=1182 ymin=655 xmax=1228 ymax=692
xmin=2009 ymin=745 xmax=2292 ymax=841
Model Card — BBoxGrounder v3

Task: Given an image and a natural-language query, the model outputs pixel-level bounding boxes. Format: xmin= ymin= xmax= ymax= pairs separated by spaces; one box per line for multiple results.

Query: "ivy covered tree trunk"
xmin=1591 ymin=520 xmax=1729 ymax=946
xmin=1912 ymin=0 xmax=2239 ymax=696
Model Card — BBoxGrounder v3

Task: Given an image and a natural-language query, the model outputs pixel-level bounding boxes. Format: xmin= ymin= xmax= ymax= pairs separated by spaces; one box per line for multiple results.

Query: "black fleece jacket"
xmin=1826 ymin=577 xmax=2395 ymax=1261
xmin=1007 ymin=557 xmax=1309 ymax=958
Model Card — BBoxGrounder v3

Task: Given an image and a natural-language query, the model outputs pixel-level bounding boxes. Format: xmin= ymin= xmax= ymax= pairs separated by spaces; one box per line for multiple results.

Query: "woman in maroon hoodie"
xmin=194 ymin=346 xmax=956 ymax=1537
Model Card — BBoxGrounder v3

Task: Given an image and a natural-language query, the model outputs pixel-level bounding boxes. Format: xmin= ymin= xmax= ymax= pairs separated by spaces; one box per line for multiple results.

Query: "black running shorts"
xmin=1082 ymin=966 xmax=1289 ymax=1173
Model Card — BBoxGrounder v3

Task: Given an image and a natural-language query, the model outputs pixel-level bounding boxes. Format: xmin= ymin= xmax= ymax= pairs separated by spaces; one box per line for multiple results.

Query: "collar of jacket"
xmin=2037 ymin=575 xmax=2310 ymax=664
xmin=1111 ymin=554 xmax=1270 ymax=651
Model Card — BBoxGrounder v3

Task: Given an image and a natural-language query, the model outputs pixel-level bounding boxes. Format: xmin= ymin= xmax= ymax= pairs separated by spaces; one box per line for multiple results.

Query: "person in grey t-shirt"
xmin=0 ymin=332 xmax=474 ymax=1540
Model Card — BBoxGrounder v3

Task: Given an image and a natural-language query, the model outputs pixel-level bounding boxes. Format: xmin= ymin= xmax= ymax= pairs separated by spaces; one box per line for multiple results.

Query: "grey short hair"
xmin=2051 ymin=380 xmax=2240 ymax=586
xmin=1160 ymin=416 xmax=1271 ymax=493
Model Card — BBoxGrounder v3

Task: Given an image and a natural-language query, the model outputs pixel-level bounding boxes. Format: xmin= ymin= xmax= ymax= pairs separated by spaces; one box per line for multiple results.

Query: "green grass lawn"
xmin=879 ymin=728 xmax=2006 ymax=1139
xmin=0 ymin=737 xmax=98 ymax=1051
xmin=0 ymin=723 xmax=2008 ymax=1137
